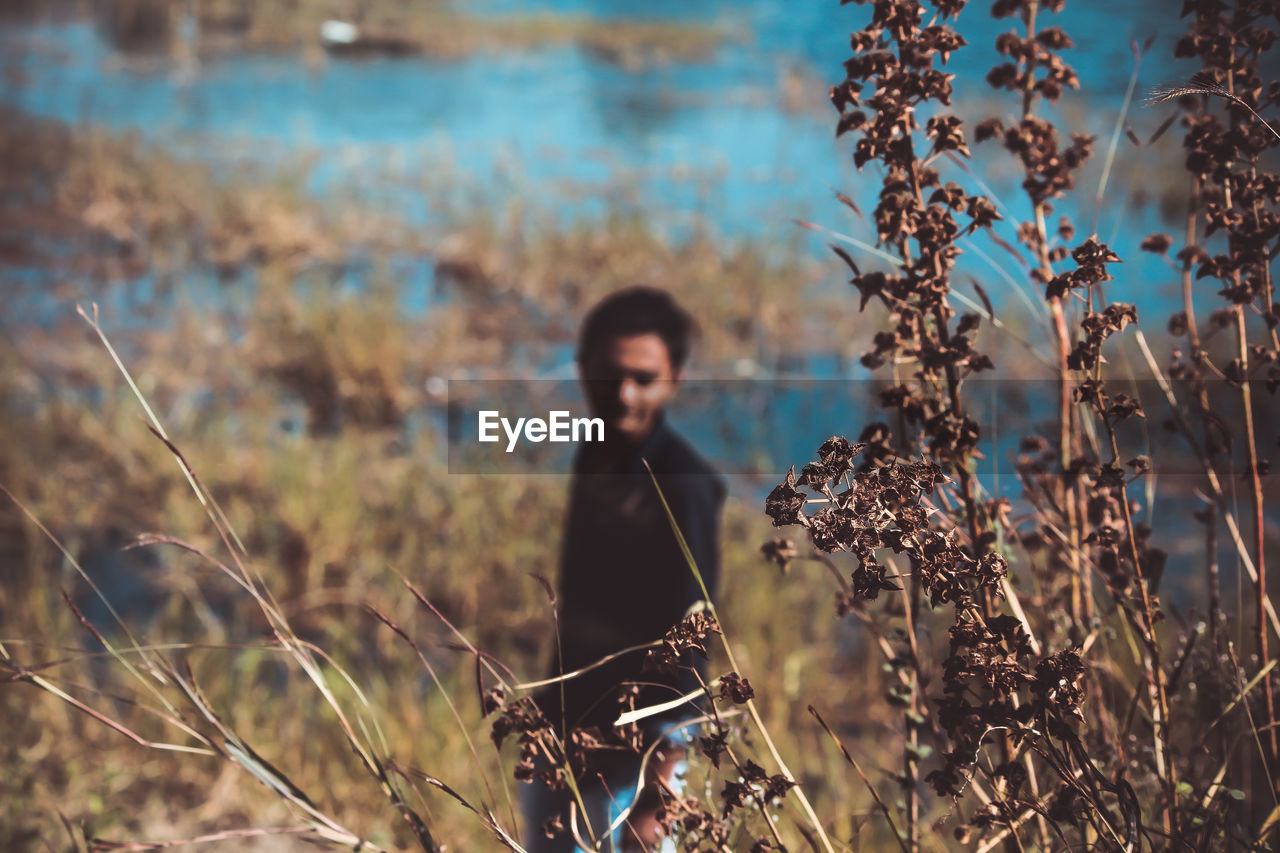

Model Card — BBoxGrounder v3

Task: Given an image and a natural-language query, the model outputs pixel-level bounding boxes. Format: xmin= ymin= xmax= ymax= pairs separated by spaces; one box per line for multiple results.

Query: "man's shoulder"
xmin=647 ymin=422 xmax=726 ymax=498
xmin=648 ymin=423 xmax=716 ymax=473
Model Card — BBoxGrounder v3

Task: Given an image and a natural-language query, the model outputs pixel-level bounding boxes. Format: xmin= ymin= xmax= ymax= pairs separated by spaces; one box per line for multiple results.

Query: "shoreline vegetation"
xmin=0 ymin=103 xmax=843 ymax=357
xmin=6 ymin=0 xmax=735 ymax=69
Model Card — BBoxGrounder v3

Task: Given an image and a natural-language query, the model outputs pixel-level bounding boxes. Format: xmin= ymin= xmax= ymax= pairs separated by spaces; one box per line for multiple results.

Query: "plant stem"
xmin=1220 ymin=61 xmax=1278 ymax=788
xmin=1234 ymin=303 xmax=1276 ymax=785
xmin=899 ymin=575 xmax=922 ymax=853
xmin=1132 ymin=331 xmax=1280 ymax=641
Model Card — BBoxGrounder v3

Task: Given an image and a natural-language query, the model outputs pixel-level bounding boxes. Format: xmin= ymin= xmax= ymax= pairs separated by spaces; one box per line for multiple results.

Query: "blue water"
xmin=0 ymin=0 xmax=1197 ymax=243
xmin=0 ymin=0 xmax=1215 ymax=344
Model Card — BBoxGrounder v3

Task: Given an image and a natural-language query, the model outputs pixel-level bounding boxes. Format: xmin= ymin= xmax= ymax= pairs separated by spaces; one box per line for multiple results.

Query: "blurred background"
xmin=1 ymin=0 xmax=1272 ymax=850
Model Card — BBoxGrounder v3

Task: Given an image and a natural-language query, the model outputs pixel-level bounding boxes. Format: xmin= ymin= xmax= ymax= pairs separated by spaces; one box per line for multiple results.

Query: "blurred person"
xmin=523 ymin=287 xmax=725 ymax=852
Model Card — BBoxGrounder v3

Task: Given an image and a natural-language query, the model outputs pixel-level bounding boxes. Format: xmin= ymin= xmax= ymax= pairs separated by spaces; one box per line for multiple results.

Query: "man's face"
xmin=580 ymin=332 xmax=681 ymax=447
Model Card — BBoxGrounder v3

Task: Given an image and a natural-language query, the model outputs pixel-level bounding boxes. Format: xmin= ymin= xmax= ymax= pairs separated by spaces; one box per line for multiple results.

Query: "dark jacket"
xmin=540 ymin=415 xmax=725 ymax=739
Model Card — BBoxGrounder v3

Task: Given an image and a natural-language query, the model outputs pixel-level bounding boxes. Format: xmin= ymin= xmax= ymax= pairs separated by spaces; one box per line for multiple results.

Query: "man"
xmin=524 ymin=287 xmax=726 ymax=852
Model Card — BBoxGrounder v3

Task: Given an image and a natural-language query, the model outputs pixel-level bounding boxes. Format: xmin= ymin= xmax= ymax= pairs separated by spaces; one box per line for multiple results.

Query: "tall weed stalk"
xmin=758 ymin=0 xmax=1279 ymax=848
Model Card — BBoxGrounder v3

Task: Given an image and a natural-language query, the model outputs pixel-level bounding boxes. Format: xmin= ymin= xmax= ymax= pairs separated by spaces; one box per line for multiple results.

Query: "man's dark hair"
xmin=576 ymin=287 xmax=696 ymax=371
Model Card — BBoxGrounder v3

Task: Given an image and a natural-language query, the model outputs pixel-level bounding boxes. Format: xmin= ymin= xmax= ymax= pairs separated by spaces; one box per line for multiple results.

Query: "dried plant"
xmin=759 ymin=0 xmax=1280 ymax=849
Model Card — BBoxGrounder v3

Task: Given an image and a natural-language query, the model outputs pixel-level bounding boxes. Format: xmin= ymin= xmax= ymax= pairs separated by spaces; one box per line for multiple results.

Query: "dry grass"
xmin=0 ymin=102 xmax=875 ymax=849
xmin=0 ymin=310 xmax=875 ymax=846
